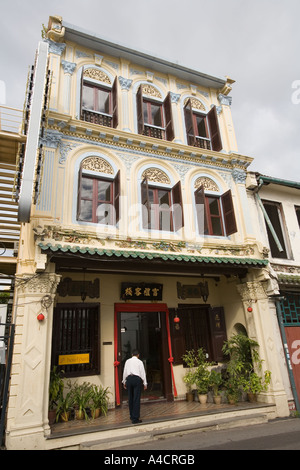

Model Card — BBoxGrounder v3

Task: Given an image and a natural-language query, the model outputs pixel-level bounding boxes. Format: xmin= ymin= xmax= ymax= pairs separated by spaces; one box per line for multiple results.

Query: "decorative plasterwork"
xmin=141 ymin=84 xmax=162 ymax=99
xmin=82 ymin=156 xmax=114 ymax=174
xmin=83 ymin=68 xmax=111 ymax=84
xmin=194 ymin=177 xmax=219 ymax=191
xmin=142 ymin=167 xmax=170 ymax=184
xmin=237 ymin=281 xmax=268 ymax=302
xmin=15 ymin=273 xmax=61 ymax=295
xmin=183 ymin=97 xmax=206 ymax=111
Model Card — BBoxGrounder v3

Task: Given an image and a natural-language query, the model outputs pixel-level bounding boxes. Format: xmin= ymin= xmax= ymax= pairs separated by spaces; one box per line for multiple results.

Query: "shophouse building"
xmin=4 ymin=15 xmax=291 ymax=449
xmin=246 ymin=172 xmax=300 ymax=412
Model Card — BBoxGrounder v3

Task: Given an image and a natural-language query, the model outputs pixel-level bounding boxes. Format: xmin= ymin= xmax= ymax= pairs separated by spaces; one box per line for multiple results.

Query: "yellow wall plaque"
xmin=58 ymin=353 xmax=90 ymax=365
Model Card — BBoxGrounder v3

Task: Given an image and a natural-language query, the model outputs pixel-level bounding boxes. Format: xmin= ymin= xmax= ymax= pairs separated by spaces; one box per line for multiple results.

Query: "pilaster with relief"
xmin=5 ymin=273 xmax=61 ymax=450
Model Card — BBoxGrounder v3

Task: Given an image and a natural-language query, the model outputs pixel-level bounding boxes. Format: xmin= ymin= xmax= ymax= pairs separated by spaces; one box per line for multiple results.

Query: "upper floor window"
xmin=262 ymin=200 xmax=290 ymax=259
xmin=295 ymin=206 xmax=300 ymax=229
xmin=184 ymin=99 xmax=222 ymax=152
xmin=80 ymin=68 xmax=118 ymax=128
xmin=194 ymin=181 xmax=237 ymax=236
xmin=141 ymin=168 xmax=183 ymax=232
xmin=77 ymin=157 xmax=120 ymax=225
xmin=136 ymin=85 xmax=174 ymax=141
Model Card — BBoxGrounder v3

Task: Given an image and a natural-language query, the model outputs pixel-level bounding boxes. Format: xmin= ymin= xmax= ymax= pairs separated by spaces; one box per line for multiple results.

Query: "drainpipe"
xmin=274 ymin=298 xmax=300 ymax=412
xmin=253 ymin=178 xmax=284 ymax=253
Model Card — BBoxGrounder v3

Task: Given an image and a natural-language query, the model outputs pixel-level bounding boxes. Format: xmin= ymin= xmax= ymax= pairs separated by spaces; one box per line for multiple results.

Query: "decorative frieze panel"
xmin=82 ymin=156 xmax=114 ymax=174
xmin=141 ymin=84 xmax=162 ymax=99
xmin=194 ymin=177 xmax=219 ymax=191
xmin=142 ymin=167 xmax=170 ymax=184
xmin=183 ymin=97 xmax=206 ymax=111
xmin=83 ymin=68 xmax=111 ymax=84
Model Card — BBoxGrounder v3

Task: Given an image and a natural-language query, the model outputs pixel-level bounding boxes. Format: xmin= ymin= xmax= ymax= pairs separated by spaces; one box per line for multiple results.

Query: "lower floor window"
xmin=170 ymin=305 xmax=227 ymax=363
xmin=51 ymin=303 xmax=100 ymax=377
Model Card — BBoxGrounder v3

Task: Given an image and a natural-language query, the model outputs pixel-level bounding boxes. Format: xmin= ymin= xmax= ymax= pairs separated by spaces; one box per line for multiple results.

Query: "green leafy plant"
xmin=49 ymin=366 xmax=64 ymax=411
xmin=69 ymin=381 xmax=93 ymax=420
xmin=209 ymin=369 xmax=223 ymax=396
xmin=90 ymin=384 xmax=111 ymax=418
xmin=222 ymin=334 xmax=271 ymax=403
xmin=55 ymin=390 xmax=74 ymax=422
xmin=242 ymin=370 xmax=271 ymax=395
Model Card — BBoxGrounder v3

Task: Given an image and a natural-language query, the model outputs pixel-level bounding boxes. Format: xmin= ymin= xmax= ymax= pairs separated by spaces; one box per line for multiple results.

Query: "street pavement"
xmin=113 ymin=417 xmax=300 ymax=451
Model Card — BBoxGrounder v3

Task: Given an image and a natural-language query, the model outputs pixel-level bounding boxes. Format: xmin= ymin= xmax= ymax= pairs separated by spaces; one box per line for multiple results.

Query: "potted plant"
xmin=209 ymin=369 xmax=223 ymax=404
xmin=182 ymin=350 xmax=198 ymax=402
xmin=242 ymin=370 xmax=271 ymax=402
xmin=224 ymin=374 xmax=241 ymax=404
xmin=55 ymin=389 xmax=74 ymax=422
xmin=194 ymin=368 xmax=210 ymax=404
xmin=193 ymin=348 xmax=213 ymax=404
xmin=90 ymin=384 xmax=111 ymax=419
xmin=70 ymin=381 xmax=93 ymax=420
xmin=48 ymin=366 xmax=64 ymax=425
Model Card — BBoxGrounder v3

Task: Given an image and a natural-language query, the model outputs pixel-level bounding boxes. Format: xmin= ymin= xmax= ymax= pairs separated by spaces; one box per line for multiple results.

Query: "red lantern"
xmin=37 ymin=313 xmax=45 ymax=321
xmin=247 ymin=306 xmax=253 ymax=312
xmin=174 ymin=315 xmax=180 ymax=330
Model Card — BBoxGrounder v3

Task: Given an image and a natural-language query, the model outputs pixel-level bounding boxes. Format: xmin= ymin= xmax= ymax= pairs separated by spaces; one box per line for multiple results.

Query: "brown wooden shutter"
xmin=184 ymin=99 xmax=196 ymax=146
xmin=194 ymin=186 xmax=208 ymax=234
xmin=141 ymin=176 xmax=150 ymax=228
xmin=80 ymin=68 xmax=84 ymax=120
xmin=209 ymin=306 xmax=227 ymax=362
xmin=136 ymin=85 xmax=144 ymax=135
xmin=76 ymin=165 xmax=83 ymax=220
xmin=207 ymin=106 xmax=222 ymax=152
xmin=172 ymin=181 xmax=184 ymax=231
xmin=113 ymin=170 xmax=120 ymax=224
xmin=112 ymin=76 xmax=118 ymax=128
xmin=221 ymin=189 xmax=237 ymax=235
xmin=169 ymin=308 xmax=186 ymax=365
xmin=163 ymin=92 xmax=174 ymax=141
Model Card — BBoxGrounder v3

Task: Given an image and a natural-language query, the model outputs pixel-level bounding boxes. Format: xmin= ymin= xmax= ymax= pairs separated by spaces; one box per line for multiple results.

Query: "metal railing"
xmin=0 ymin=106 xmax=23 ymax=134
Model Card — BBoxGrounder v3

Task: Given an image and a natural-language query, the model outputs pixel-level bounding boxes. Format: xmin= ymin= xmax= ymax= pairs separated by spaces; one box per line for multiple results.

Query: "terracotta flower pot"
xmin=91 ymin=408 xmax=101 ymax=419
xmin=198 ymin=394 xmax=208 ymax=404
xmin=213 ymin=395 xmax=222 ymax=405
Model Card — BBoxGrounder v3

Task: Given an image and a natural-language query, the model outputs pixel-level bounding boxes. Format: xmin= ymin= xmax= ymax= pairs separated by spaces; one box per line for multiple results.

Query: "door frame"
xmin=114 ymin=303 xmax=174 ymax=405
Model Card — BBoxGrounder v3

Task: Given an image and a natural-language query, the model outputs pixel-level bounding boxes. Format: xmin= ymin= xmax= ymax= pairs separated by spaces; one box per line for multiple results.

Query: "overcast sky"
xmin=1 ymin=0 xmax=299 ymax=181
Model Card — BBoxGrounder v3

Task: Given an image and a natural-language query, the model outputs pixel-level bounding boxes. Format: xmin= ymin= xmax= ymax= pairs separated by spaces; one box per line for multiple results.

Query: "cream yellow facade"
xmin=5 ymin=16 xmax=290 ymax=450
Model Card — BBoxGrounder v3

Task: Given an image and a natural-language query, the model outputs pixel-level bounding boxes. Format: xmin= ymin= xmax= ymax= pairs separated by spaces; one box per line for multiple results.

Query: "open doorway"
xmin=114 ymin=303 xmax=173 ymax=404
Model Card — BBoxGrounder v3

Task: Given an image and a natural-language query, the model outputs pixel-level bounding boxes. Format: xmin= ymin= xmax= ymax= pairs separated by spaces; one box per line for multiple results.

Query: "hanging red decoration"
xmin=37 ymin=313 xmax=45 ymax=321
xmin=247 ymin=306 xmax=253 ymax=312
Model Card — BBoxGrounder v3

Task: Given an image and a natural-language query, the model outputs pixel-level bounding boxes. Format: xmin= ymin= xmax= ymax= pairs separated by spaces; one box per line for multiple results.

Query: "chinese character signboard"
xmin=121 ymin=282 xmax=163 ymax=301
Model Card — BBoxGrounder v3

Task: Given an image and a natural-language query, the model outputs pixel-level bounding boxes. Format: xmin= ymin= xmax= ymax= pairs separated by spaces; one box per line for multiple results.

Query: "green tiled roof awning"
xmin=38 ymin=242 xmax=268 ymax=268
xmin=278 ymin=273 xmax=300 ymax=287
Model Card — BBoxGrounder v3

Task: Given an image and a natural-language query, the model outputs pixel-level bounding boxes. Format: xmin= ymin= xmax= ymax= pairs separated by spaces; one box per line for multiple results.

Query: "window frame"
xmin=136 ymin=85 xmax=174 ymax=141
xmin=80 ymin=72 xmax=118 ymax=129
xmin=194 ymin=185 xmax=237 ymax=237
xmin=169 ymin=305 xmax=227 ymax=364
xmin=51 ymin=303 xmax=100 ymax=378
xmin=77 ymin=167 xmax=120 ymax=226
xmin=184 ymin=99 xmax=222 ymax=152
xmin=262 ymin=199 xmax=290 ymax=259
xmin=141 ymin=176 xmax=184 ymax=232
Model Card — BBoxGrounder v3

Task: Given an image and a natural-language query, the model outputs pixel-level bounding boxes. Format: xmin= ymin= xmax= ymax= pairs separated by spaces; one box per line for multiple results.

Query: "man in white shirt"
xmin=122 ymin=349 xmax=147 ymax=424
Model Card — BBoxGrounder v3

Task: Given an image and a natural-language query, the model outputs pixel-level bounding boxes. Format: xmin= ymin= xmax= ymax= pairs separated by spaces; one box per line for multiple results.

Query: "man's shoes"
xmin=132 ymin=419 xmax=142 ymax=424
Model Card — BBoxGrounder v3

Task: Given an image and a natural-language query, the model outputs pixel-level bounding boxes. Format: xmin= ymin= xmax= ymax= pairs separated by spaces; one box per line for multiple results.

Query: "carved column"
xmin=61 ymin=60 xmax=76 ymax=114
xmin=6 ymin=273 xmax=61 ymax=450
xmin=237 ymin=280 xmax=289 ymax=417
xmin=118 ymin=76 xmax=133 ymax=132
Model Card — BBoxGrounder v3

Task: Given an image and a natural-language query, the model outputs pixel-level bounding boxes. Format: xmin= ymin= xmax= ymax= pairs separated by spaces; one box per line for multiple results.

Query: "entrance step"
xmin=79 ymin=412 xmax=269 ymax=450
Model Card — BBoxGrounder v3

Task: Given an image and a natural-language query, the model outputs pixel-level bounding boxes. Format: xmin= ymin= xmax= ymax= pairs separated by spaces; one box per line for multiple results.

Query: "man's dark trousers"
xmin=126 ymin=375 xmax=142 ymax=422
